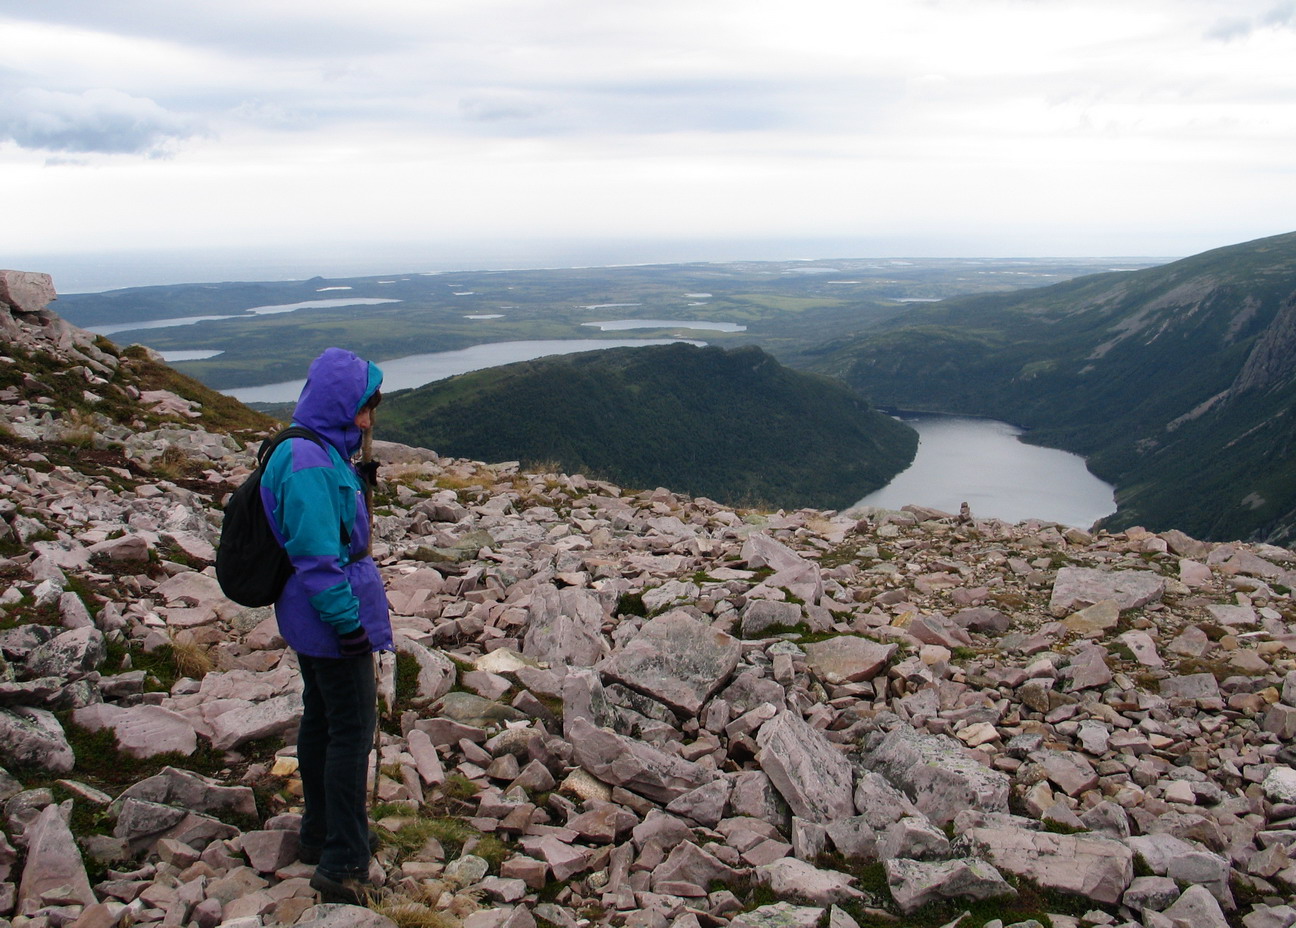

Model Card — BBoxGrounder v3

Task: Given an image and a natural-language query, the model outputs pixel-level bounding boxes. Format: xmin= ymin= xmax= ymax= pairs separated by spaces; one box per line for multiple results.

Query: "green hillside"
xmin=381 ymin=343 xmax=917 ymax=510
xmin=810 ymin=231 xmax=1296 ymax=542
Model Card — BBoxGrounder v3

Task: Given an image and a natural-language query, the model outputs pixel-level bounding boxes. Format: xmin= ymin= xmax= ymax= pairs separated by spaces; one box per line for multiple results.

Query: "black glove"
xmin=337 ymin=626 xmax=372 ymax=657
xmin=357 ymin=461 xmax=380 ymax=489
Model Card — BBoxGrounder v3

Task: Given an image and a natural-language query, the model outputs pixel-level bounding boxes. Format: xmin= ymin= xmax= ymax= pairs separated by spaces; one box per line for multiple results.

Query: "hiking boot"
xmin=309 ymin=868 xmax=382 ymax=906
xmin=299 ymin=828 xmax=381 ymax=865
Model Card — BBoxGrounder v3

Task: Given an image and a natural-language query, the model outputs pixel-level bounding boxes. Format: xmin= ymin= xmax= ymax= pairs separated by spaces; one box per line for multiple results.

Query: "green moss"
xmin=615 ymin=591 xmax=648 ymax=617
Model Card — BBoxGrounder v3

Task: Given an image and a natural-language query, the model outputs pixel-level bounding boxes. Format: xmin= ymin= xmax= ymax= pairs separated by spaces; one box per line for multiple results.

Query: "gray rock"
xmin=568 ymin=717 xmax=710 ymax=803
xmin=599 ymin=610 xmax=741 ymax=715
xmin=1160 ymin=672 xmax=1221 ymax=702
xmin=25 ymin=625 xmax=106 ymax=677
xmin=0 ymin=271 xmax=56 ymax=313
xmin=1122 ymin=875 xmax=1181 ymax=913
xmin=116 ymin=766 xmax=257 ymax=818
xmin=295 ymin=904 xmax=399 ymax=928
xmin=0 ymin=707 xmax=74 ymax=774
xmin=740 ymin=600 xmax=803 ymax=637
xmin=1263 ymin=767 xmax=1296 ymax=804
xmin=961 ymin=826 xmax=1133 ymax=905
xmin=393 ymin=633 xmax=455 ymax=702
xmin=209 ymin=692 xmax=304 ymax=750
xmin=728 ymin=902 xmax=824 ymax=928
xmin=756 ymin=857 xmax=862 ymax=905
xmin=756 ymin=710 xmax=855 ymax=825
xmin=883 ymin=857 xmax=1015 ymax=915
xmin=522 ymin=585 xmax=609 ymax=667
xmin=1048 ymin=567 xmax=1164 ymax=617
xmin=802 ymin=636 xmax=896 ymax=685
xmin=877 ymin=815 xmax=951 ymax=861
xmin=866 ymin=723 xmax=1009 ymax=826
xmin=1162 ymin=884 xmax=1229 ymax=928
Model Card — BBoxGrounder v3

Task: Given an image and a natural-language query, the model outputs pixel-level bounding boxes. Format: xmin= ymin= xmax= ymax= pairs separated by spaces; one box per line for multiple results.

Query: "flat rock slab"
xmin=599 ymin=610 xmax=740 ymax=715
xmin=756 ymin=710 xmax=855 ymax=825
xmin=865 ymin=723 xmax=1009 ymax=826
xmin=71 ymin=704 xmax=198 ymax=758
xmin=883 ymin=857 xmax=1015 ymax=915
xmin=962 ymin=825 xmax=1133 ymax=905
xmin=802 ymin=636 xmax=896 ymax=685
xmin=756 ymin=857 xmax=862 ymax=905
xmin=1049 ymin=567 xmax=1164 ymax=616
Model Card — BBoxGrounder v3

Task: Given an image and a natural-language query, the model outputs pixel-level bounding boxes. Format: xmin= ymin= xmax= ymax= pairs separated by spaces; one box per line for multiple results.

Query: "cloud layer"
xmin=1 ymin=0 xmax=1294 ymax=262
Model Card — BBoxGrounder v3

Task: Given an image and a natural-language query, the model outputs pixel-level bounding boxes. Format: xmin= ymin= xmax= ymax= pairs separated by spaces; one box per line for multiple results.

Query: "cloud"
xmin=1 ymin=87 xmax=199 ymax=157
xmin=1208 ymin=1 xmax=1296 ymax=40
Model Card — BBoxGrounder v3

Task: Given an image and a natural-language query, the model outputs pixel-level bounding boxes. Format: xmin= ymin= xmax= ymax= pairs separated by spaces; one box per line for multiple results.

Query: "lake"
xmin=86 ymin=298 xmax=401 ymax=336
xmin=225 ymin=337 xmax=706 ymax=403
xmin=851 ymin=414 xmax=1115 ymax=528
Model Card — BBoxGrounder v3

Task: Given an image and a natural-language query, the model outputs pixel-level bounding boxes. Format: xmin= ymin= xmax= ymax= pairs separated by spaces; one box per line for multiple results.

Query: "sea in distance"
xmin=851 ymin=413 xmax=1115 ymax=529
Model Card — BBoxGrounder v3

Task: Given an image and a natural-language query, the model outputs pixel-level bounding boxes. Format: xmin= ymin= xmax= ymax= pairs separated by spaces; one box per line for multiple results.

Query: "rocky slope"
xmin=2 ymin=270 xmax=1296 ymax=928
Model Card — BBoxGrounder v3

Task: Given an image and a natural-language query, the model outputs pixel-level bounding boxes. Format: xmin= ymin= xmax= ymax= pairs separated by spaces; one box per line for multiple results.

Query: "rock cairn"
xmin=1 ymin=271 xmax=1295 ymax=928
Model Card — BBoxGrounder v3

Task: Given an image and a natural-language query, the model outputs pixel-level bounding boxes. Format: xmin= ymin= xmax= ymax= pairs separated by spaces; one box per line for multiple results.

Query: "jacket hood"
xmin=292 ymin=347 xmax=383 ymax=457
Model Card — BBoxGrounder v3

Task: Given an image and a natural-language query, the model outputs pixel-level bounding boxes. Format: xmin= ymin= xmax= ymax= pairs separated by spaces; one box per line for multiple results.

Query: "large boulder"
xmin=1049 ymin=567 xmax=1164 ymax=616
xmin=865 ymin=723 xmax=1009 ymax=826
xmin=567 ymin=717 xmax=711 ymax=803
xmin=521 ymin=585 xmax=609 ymax=667
xmin=0 ymin=270 xmax=56 ymax=314
xmin=599 ymin=610 xmax=740 ymax=715
xmin=961 ymin=825 xmax=1133 ymax=905
xmin=756 ymin=710 xmax=855 ymax=825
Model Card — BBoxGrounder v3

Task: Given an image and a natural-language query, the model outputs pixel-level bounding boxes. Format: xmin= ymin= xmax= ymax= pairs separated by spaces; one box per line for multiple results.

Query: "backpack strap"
xmin=256 ymin=426 xmax=355 ymax=552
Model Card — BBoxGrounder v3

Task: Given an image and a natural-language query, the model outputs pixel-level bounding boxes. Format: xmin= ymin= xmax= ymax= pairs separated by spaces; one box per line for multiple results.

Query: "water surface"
xmin=225 ymin=337 xmax=706 ymax=403
xmin=851 ymin=414 xmax=1114 ymax=528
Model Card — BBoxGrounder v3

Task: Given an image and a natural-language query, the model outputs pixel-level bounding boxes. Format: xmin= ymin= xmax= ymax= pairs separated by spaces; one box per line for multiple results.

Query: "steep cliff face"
xmin=1231 ymin=291 xmax=1296 ymax=396
xmin=812 ymin=231 xmax=1296 ymax=543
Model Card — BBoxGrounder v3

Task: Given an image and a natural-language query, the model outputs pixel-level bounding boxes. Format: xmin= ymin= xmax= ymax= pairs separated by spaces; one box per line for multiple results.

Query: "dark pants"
xmin=296 ymin=651 xmax=376 ymax=878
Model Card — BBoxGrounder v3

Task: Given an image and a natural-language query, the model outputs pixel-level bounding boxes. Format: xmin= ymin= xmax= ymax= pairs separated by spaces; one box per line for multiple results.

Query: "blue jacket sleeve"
xmin=276 ymin=465 xmax=362 ymax=635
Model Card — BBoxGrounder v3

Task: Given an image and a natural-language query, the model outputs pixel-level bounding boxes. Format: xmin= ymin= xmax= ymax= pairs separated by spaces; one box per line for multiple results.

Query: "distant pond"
xmin=224 ymin=337 xmax=706 ymax=404
xmin=851 ymin=414 xmax=1115 ymax=528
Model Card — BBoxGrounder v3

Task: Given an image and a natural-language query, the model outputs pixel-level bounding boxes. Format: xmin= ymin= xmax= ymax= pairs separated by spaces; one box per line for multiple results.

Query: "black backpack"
xmin=216 ymin=426 xmax=326 ymax=607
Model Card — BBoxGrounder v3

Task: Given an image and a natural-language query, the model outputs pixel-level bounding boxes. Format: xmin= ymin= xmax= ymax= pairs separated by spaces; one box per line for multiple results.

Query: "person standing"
xmin=259 ymin=347 xmax=392 ymax=904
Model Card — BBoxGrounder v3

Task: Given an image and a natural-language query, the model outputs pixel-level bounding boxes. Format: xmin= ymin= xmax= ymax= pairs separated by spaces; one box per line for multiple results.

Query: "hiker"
xmin=259 ymin=346 xmax=392 ymax=904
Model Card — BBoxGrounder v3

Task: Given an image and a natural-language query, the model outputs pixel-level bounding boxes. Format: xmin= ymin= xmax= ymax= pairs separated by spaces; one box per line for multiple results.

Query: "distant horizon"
xmin=10 ymin=239 xmax=1186 ymax=295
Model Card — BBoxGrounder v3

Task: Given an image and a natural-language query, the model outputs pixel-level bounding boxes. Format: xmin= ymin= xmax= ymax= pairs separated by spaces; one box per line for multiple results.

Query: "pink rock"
xmin=0 ymin=271 xmax=56 ymax=314
xmin=17 ymin=805 xmax=96 ymax=915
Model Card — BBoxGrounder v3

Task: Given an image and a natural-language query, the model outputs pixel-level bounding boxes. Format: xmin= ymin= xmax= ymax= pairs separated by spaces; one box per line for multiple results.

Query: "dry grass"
xmin=168 ymin=632 xmax=214 ymax=679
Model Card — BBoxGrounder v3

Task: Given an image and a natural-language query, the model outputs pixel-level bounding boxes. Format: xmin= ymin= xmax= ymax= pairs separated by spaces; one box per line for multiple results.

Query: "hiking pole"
xmin=362 ymin=413 xmax=383 ymax=806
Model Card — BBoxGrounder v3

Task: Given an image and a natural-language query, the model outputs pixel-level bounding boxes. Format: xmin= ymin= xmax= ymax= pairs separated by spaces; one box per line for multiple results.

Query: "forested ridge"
xmin=381 ymin=343 xmax=917 ymax=510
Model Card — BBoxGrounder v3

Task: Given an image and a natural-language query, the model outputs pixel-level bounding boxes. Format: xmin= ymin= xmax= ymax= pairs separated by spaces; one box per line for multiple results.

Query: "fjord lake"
xmin=851 ymin=414 xmax=1115 ymax=529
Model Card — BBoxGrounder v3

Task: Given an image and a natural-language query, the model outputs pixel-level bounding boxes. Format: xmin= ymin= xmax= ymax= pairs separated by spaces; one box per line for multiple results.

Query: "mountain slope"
xmin=808 ymin=231 xmax=1296 ymax=542
xmin=381 ymin=342 xmax=917 ymax=510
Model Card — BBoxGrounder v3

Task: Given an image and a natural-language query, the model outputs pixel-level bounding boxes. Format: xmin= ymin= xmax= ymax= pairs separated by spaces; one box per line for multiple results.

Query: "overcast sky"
xmin=2 ymin=0 xmax=1295 ymax=285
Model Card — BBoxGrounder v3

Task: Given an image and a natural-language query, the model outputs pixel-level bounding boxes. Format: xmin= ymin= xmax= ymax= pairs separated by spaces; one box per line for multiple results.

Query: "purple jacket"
xmin=260 ymin=348 xmax=392 ymax=657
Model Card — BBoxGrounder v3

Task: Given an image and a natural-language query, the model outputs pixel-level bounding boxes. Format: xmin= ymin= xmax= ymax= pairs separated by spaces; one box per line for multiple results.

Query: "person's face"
xmin=354 ymin=407 xmax=373 ymax=430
